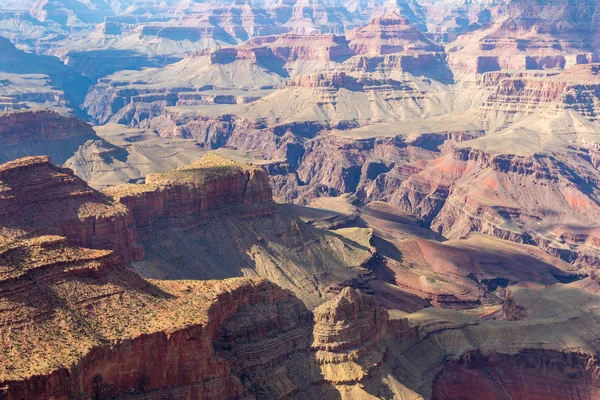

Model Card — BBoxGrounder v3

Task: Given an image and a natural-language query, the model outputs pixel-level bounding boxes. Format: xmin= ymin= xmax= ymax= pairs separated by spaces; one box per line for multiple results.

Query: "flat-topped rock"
xmin=104 ymin=153 xmax=274 ymax=227
xmin=346 ymin=13 xmax=443 ymax=56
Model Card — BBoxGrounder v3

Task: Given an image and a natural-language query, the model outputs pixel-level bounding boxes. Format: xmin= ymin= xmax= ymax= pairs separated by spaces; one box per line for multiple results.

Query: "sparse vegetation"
xmin=0 ymin=240 xmax=261 ymax=383
xmin=104 ymin=153 xmax=261 ymax=201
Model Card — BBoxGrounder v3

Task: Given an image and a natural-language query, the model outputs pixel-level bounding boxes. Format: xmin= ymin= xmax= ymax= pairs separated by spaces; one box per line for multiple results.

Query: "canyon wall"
xmin=0 ymin=110 xmax=101 ymax=164
xmin=0 ymin=156 xmax=143 ymax=263
xmin=104 ymin=152 xmax=275 ymax=227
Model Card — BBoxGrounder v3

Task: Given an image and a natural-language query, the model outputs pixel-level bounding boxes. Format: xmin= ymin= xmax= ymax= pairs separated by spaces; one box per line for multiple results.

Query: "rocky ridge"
xmin=0 ymin=156 xmax=142 ymax=263
xmin=0 ymin=110 xmax=109 ymax=165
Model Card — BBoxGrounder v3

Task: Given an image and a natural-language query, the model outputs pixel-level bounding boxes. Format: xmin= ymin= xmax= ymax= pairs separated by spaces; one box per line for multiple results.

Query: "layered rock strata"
xmin=0 ymin=233 xmax=314 ymax=399
xmin=104 ymin=152 xmax=274 ymax=227
xmin=0 ymin=156 xmax=142 ymax=263
xmin=379 ymin=145 xmax=600 ymax=267
xmin=0 ymin=110 xmax=103 ymax=164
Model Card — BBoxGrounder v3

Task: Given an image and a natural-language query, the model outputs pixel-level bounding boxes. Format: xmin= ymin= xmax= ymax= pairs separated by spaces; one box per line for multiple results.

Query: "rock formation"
xmin=481 ymin=64 xmax=600 ymax=119
xmin=3 ymin=149 xmax=600 ymax=399
xmin=312 ymin=287 xmax=388 ymax=385
xmin=346 ymin=13 xmax=443 ymax=56
xmin=448 ymin=0 xmax=600 ymax=74
xmin=5 ymin=2 xmax=600 ymax=398
xmin=0 ymin=154 xmax=374 ymax=308
xmin=0 ymin=156 xmax=142 ymax=263
xmin=104 ymin=153 xmax=374 ymax=308
xmin=0 ymin=233 xmax=312 ymax=399
xmin=0 ymin=35 xmax=90 ymax=112
xmin=0 ymin=110 xmax=104 ymax=164
xmin=104 ymin=152 xmax=274 ymax=226
xmin=432 ymin=350 xmax=600 ymax=400
xmin=378 ymin=144 xmax=600 ymax=267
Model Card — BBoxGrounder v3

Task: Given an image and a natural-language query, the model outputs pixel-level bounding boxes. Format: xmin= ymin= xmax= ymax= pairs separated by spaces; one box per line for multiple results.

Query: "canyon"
xmin=2 ymin=0 xmax=600 ymax=398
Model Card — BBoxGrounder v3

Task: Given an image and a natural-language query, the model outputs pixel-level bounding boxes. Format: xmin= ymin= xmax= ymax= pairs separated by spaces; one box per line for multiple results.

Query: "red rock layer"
xmin=481 ymin=64 xmax=600 ymax=119
xmin=1 ymin=276 xmax=307 ymax=400
xmin=0 ymin=156 xmax=143 ymax=263
xmin=346 ymin=13 xmax=443 ymax=56
xmin=283 ymin=71 xmax=412 ymax=91
xmin=106 ymin=154 xmax=274 ymax=227
xmin=0 ymin=110 xmax=96 ymax=146
xmin=312 ymin=287 xmax=388 ymax=352
xmin=449 ymin=0 xmax=600 ymax=74
xmin=432 ymin=350 xmax=600 ymax=400
xmin=246 ymin=33 xmax=354 ymax=62
xmin=384 ymin=146 xmax=600 ymax=267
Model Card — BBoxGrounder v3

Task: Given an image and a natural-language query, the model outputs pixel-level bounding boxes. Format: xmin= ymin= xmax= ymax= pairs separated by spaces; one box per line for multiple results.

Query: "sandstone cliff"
xmin=346 ymin=13 xmax=443 ymax=56
xmin=0 ymin=156 xmax=142 ymax=263
xmin=0 ymin=110 xmax=104 ymax=164
xmin=0 ymin=232 xmax=315 ymax=399
xmin=104 ymin=152 xmax=274 ymax=227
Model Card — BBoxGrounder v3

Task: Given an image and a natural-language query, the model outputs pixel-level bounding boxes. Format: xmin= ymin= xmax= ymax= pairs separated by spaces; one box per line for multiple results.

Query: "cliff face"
xmin=0 ymin=110 xmax=102 ymax=164
xmin=0 ymin=156 xmax=143 ymax=263
xmin=312 ymin=287 xmax=389 ymax=386
xmin=0 ymin=154 xmax=374 ymax=308
xmin=0 ymin=154 xmax=377 ymax=399
xmin=379 ymin=145 xmax=600 ymax=267
xmin=0 ymin=110 xmax=94 ymax=145
xmin=448 ymin=0 xmax=600 ymax=74
xmin=432 ymin=350 xmax=600 ymax=400
xmin=0 ymin=232 xmax=313 ymax=399
xmin=102 ymin=153 xmax=373 ymax=309
xmin=0 ymin=252 xmax=406 ymax=400
xmin=4 ymin=162 xmax=600 ymax=399
xmin=346 ymin=13 xmax=443 ymax=56
xmin=105 ymin=153 xmax=274 ymax=227
xmin=480 ymin=64 xmax=600 ymax=119
xmin=257 ymin=33 xmax=354 ymax=62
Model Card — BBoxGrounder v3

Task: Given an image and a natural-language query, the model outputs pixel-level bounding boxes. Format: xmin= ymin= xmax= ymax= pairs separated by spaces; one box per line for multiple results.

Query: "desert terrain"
xmin=2 ymin=0 xmax=600 ymax=399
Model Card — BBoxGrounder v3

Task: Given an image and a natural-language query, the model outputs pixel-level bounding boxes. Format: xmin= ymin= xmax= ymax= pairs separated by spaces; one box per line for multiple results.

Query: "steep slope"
xmin=83 ymin=49 xmax=284 ymax=125
xmin=0 ymin=234 xmax=318 ymax=399
xmin=0 ymin=156 xmax=143 ymax=263
xmin=448 ymin=0 xmax=600 ymax=74
xmin=104 ymin=153 xmax=374 ymax=308
xmin=377 ymin=132 xmax=600 ymax=267
xmin=346 ymin=12 xmax=442 ymax=56
xmin=0 ymin=110 xmax=107 ymax=164
xmin=243 ymin=71 xmax=450 ymax=126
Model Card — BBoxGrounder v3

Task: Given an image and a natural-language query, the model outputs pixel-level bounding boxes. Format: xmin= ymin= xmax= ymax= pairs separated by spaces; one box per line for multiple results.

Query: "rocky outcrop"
xmin=0 ymin=154 xmax=374 ymax=309
xmin=380 ymin=145 xmax=600 ymax=267
xmin=0 ymin=110 xmax=92 ymax=145
xmin=0 ymin=110 xmax=102 ymax=164
xmin=246 ymin=33 xmax=354 ymax=62
xmin=104 ymin=153 xmax=274 ymax=227
xmin=105 ymin=153 xmax=373 ymax=308
xmin=481 ymin=64 xmax=600 ymax=119
xmin=0 ymin=36 xmax=91 ymax=112
xmin=0 ymin=234 xmax=316 ymax=399
xmin=448 ymin=0 xmax=600 ymax=74
xmin=0 ymin=156 xmax=143 ymax=263
xmin=0 ymin=241 xmax=401 ymax=400
xmin=343 ymin=52 xmax=452 ymax=81
xmin=312 ymin=287 xmax=388 ymax=385
xmin=346 ymin=13 xmax=443 ymax=56
xmin=432 ymin=350 xmax=600 ymax=400
xmin=283 ymin=71 xmax=412 ymax=91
